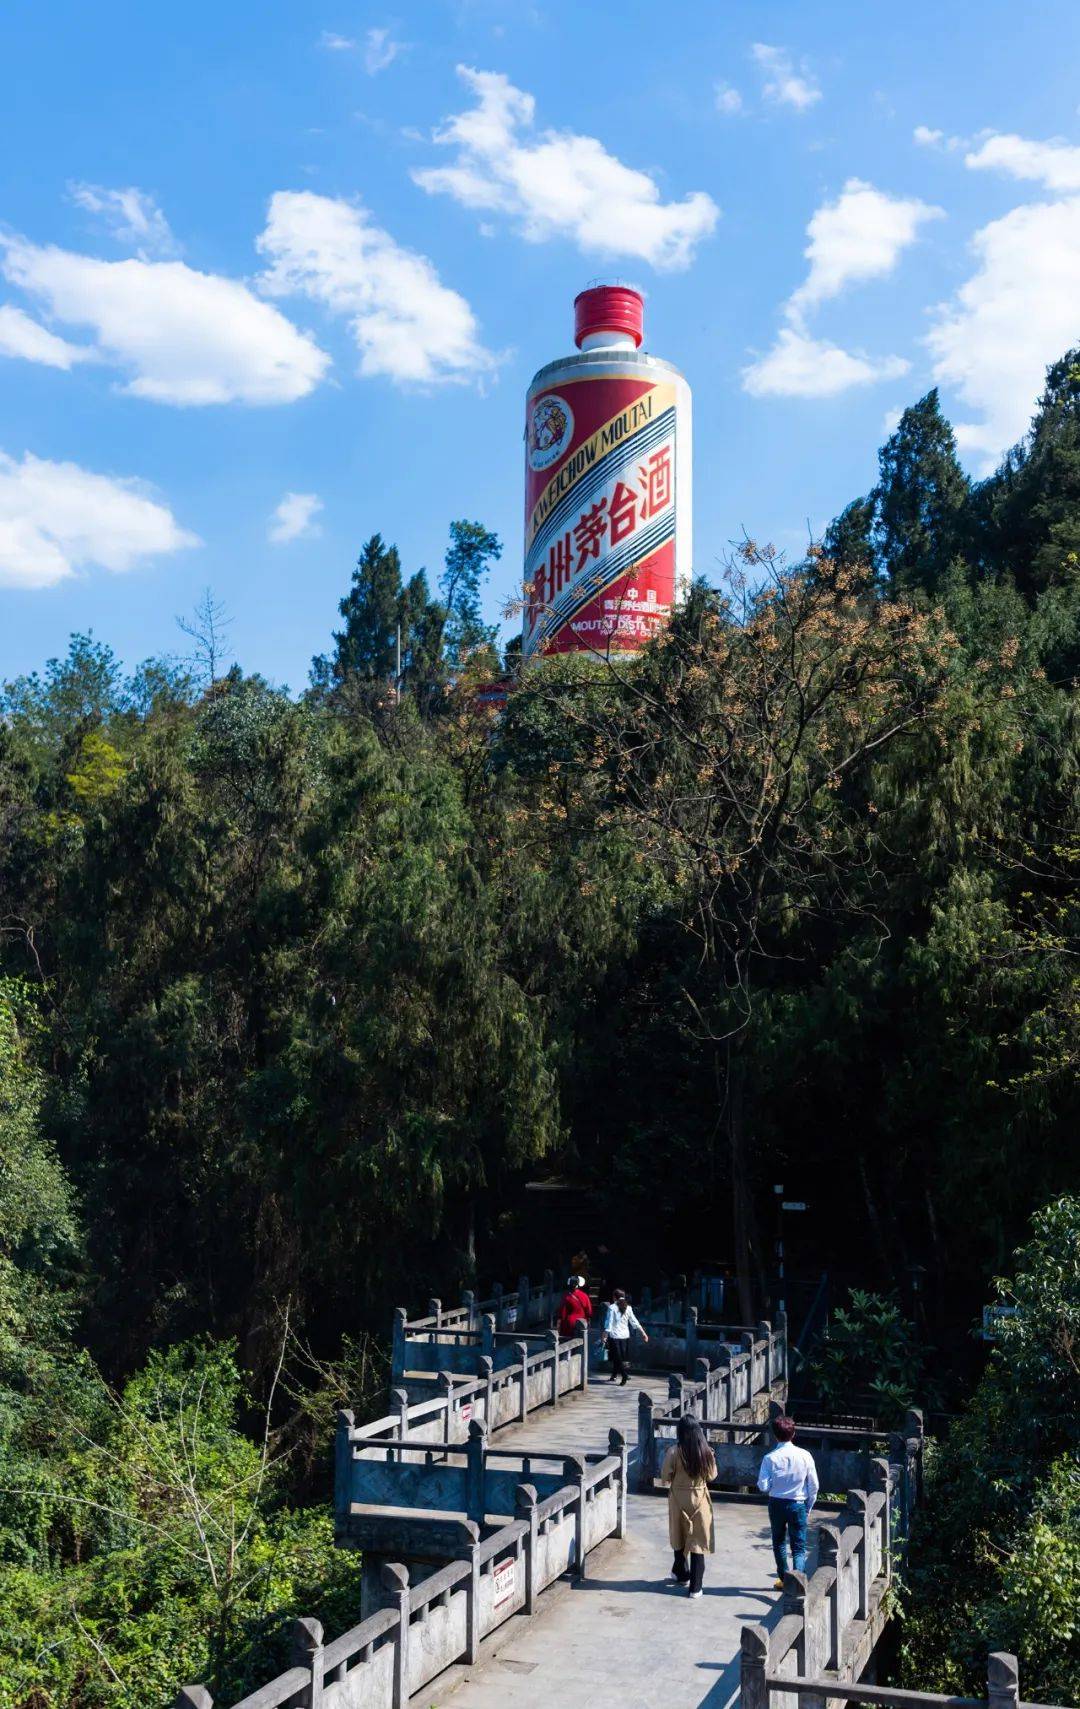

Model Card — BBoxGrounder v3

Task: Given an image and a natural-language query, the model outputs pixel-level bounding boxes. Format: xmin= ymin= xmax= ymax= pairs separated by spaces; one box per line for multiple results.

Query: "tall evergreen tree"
xmin=981 ymin=349 xmax=1080 ymax=597
xmin=439 ymin=520 xmax=502 ymax=671
xmin=312 ymin=534 xmax=404 ymax=689
xmin=822 ymin=495 xmax=877 ymax=574
xmin=876 ymin=390 xmax=970 ymax=595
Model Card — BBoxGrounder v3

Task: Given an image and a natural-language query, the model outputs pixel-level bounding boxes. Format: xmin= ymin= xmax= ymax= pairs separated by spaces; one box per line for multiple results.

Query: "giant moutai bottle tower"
xmin=523 ymin=285 xmax=692 ymax=659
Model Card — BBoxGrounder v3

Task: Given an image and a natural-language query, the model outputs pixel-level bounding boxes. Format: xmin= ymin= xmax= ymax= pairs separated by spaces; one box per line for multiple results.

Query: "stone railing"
xmin=635 ymin=1318 xmax=790 ymax=1489
xmin=175 ymin=1434 xmax=627 ymax=1709
xmin=740 ymin=1648 xmax=1069 ymax=1709
xmin=738 ymin=1415 xmax=927 ymax=1709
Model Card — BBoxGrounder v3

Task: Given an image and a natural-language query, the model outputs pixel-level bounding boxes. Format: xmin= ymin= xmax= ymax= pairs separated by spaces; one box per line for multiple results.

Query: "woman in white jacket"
xmin=601 ymin=1289 xmax=649 ymax=1384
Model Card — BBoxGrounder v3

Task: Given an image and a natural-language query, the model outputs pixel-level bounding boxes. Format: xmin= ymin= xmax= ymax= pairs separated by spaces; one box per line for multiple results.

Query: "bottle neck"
xmin=578 ymin=330 xmax=638 ymax=352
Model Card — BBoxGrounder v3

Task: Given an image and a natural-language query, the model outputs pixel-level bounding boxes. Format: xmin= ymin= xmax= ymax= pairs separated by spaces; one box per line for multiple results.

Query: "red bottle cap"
xmin=573 ymin=285 xmax=644 ymax=349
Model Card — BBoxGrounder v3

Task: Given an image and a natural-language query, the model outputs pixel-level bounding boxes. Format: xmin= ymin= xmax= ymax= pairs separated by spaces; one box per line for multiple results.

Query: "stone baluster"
xmin=456 ymin=1523 xmax=482 ymax=1664
xmin=380 ymin=1563 xmax=410 ymax=1709
xmin=462 ymin=1288 xmax=476 ymax=1334
xmin=740 ymin=1625 xmax=769 ymax=1709
xmin=545 ymin=1328 xmax=560 ymax=1407
xmin=291 ymin=1616 xmax=324 ymax=1709
xmin=846 ymin=1489 xmax=871 ymax=1619
xmin=516 ymin=1483 xmax=539 ymax=1613
xmin=988 ymin=1652 xmax=1020 ymax=1709
xmin=334 ymin=1408 xmax=354 ymax=1530
xmin=757 ymin=1320 xmax=772 ymax=1389
xmin=517 ymin=1273 xmax=530 ymax=1328
xmin=466 ymin=1418 xmax=487 ymax=1525
xmin=516 ymin=1340 xmax=529 ymax=1422
xmin=609 ymin=1427 xmax=628 ymax=1539
xmin=636 ymin=1391 xmax=656 ymax=1492
xmin=173 ymin=1689 xmax=213 ymax=1707
xmin=564 ymin=1455 xmax=588 ymax=1579
xmin=390 ymin=1306 xmax=408 ymax=1386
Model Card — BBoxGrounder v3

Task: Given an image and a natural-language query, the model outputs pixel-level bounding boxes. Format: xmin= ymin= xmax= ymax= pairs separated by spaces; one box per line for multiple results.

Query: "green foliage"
xmin=805 ymin=1290 xmax=936 ymax=1423
xmin=902 ymin=1197 xmax=1080 ymax=1703
xmin=0 ymin=1338 xmax=364 ymax=1709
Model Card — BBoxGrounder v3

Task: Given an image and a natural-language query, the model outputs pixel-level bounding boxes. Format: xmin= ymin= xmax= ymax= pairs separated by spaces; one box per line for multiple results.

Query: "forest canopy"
xmin=2 ymin=353 xmax=1080 ymax=1703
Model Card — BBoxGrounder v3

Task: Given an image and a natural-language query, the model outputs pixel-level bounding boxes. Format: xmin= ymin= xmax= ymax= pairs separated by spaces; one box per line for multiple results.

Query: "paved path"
xmin=431 ymin=1373 xmax=806 ymax=1709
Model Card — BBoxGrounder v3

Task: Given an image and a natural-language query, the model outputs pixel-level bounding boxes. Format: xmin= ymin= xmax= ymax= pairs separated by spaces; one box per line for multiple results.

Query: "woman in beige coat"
xmin=661 ymin=1416 xmax=717 ymax=1598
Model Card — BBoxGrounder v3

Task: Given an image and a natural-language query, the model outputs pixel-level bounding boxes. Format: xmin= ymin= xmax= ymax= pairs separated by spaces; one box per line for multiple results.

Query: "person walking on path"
xmin=556 ymin=1275 xmax=592 ymax=1341
xmin=661 ymin=1416 xmax=717 ymax=1598
xmin=757 ymin=1414 xmax=819 ymax=1589
xmin=601 ymin=1289 xmax=649 ymax=1384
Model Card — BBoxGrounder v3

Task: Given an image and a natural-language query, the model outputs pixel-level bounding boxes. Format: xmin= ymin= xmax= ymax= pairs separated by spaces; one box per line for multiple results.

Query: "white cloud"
xmin=412 ymin=66 xmax=718 ymax=271
xmin=268 ymin=490 xmax=323 ymax=543
xmin=751 ymin=44 xmax=821 ymax=112
xmin=715 ymin=82 xmax=744 ymax=116
xmin=743 ymin=179 xmax=936 ymax=399
xmin=0 ymin=304 xmax=92 ymax=370
xmin=914 ymin=125 xmax=944 ymax=148
xmin=964 ymin=131 xmax=1080 ymax=192
xmin=882 ymin=406 xmax=903 ymax=435
xmin=319 ymin=30 xmax=355 ymax=50
xmin=788 ymin=178 xmax=943 ymax=315
xmin=365 ymin=26 xmax=404 ymax=73
xmin=926 ymin=194 xmax=1080 ymax=466
xmin=68 ymin=182 xmax=178 ymax=258
xmin=256 ymin=189 xmax=500 ymax=385
xmin=0 ymin=449 xmax=198 ymax=589
xmin=742 ymin=327 xmax=909 ymax=399
xmin=0 ymin=234 xmax=329 ymax=405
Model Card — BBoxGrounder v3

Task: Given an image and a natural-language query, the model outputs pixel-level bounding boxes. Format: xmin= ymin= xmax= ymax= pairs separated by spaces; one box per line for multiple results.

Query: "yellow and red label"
xmin=523 ymin=374 xmax=677 ymax=659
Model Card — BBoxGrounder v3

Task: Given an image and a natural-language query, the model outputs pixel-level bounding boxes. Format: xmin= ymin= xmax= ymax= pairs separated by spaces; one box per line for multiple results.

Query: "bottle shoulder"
xmin=528 ymin=348 xmax=687 ymax=394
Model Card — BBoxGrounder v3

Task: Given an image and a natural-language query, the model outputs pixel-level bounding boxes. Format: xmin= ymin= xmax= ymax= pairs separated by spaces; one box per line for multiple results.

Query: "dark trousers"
xmin=768 ymin=1498 xmax=809 ymax=1575
xmin=607 ymin=1337 xmax=630 ymax=1379
xmin=672 ymin=1550 xmax=705 ymax=1592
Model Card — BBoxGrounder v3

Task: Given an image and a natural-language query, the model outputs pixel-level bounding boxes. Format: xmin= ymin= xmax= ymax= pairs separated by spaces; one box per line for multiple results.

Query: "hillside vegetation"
xmin=2 ymin=358 xmax=1080 ymax=1703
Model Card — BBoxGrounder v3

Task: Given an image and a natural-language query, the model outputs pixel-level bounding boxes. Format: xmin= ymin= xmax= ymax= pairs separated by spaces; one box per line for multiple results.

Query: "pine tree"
xmin=439 ymin=520 xmax=502 ymax=672
xmin=822 ymin=495 xmax=876 ymax=574
xmin=982 ymin=349 xmax=1080 ymax=597
xmin=314 ymin=534 xmax=404 ymax=688
xmin=876 ymin=390 xmax=970 ymax=595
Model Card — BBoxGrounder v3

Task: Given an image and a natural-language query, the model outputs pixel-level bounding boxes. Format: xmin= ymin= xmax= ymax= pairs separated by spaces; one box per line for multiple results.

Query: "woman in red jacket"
xmin=556 ymin=1275 xmax=592 ymax=1339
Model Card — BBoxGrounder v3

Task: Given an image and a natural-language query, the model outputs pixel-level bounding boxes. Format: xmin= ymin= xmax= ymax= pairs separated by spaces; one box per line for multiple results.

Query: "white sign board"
xmin=493 ymin=1555 xmax=515 ymax=1611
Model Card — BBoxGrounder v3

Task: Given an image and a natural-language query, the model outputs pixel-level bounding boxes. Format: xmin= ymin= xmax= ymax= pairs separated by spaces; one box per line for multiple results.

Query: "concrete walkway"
xmin=431 ymin=1372 xmax=802 ymax=1709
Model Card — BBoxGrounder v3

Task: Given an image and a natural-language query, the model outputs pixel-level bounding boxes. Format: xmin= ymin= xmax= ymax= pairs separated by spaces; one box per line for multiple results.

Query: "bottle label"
xmin=524 ymin=372 xmax=677 ymax=659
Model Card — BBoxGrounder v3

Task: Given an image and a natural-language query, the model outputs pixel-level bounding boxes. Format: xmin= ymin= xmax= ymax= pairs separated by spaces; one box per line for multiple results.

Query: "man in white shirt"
xmin=756 ymin=1414 xmax=819 ymax=1589
xmin=601 ymin=1290 xmax=649 ymax=1385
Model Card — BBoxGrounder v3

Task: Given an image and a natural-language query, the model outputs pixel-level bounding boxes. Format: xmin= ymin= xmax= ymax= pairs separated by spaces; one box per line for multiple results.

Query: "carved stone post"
xmin=428 ymin=1296 xmax=442 ymax=1329
xmin=847 ymin=1489 xmax=871 ymax=1618
xmin=466 ymin=1418 xmax=487 ymax=1525
xmin=564 ymin=1455 xmax=588 ymax=1579
xmin=988 ymin=1653 xmax=1020 ymax=1709
xmin=609 ymin=1427 xmax=628 ymax=1539
xmin=783 ymin=1571 xmax=808 ymax=1673
xmin=391 ymin=1386 xmax=409 ymax=1450
xmin=516 ymin=1274 xmax=530 ymax=1328
xmin=380 ymin=1563 xmax=410 ymax=1709
xmin=757 ymin=1321 xmax=772 ymax=1389
xmin=391 ymin=1306 xmax=408 ymax=1387
xmin=545 ymin=1329 xmax=560 ymax=1407
xmin=292 ymin=1617 xmax=324 ymax=1709
xmin=462 ymin=1288 xmax=476 ymax=1334
xmin=516 ymin=1483 xmax=539 ymax=1613
xmin=636 ymin=1391 xmax=656 ymax=1492
xmin=740 ymin=1624 xmax=769 ymax=1709
xmin=717 ymin=1345 xmax=734 ymax=1428
xmin=685 ymin=1305 xmax=699 ymax=1373
xmin=694 ymin=1356 xmax=711 ymax=1415
xmin=816 ymin=1524 xmax=842 ymax=1670
xmin=480 ymin=1353 xmax=494 ymax=1430
xmin=579 ymin=1321 xmax=589 ymax=1392
xmin=492 ymin=1281 xmax=504 ymax=1328
xmin=481 ymin=1312 xmax=496 ymax=1365
xmin=775 ymin=1309 xmax=788 ymax=1387
xmin=870 ymin=1457 xmax=892 ymax=1579
xmin=740 ymin=1331 xmax=755 ymax=1407
xmin=334 ymin=1409 xmax=354 ymax=1531
xmin=516 ymin=1340 xmax=529 ymax=1422
xmin=668 ymin=1372 xmax=685 ymax=1416
xmin=456 ymin=1525 xmax=482 ymax=1664
xmin=173 ymin=1690 xmax=213 ymax=1708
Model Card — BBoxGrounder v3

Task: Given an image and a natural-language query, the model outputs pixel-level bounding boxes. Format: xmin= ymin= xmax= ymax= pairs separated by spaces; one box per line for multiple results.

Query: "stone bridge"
xmin=173 ymin=1273 xmax=1051 ymax=1709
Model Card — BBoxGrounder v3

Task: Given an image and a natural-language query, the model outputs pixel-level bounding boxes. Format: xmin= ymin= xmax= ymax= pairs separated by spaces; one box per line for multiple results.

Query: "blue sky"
xmin=2 ymin=0 xmax=1079 ymax=688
